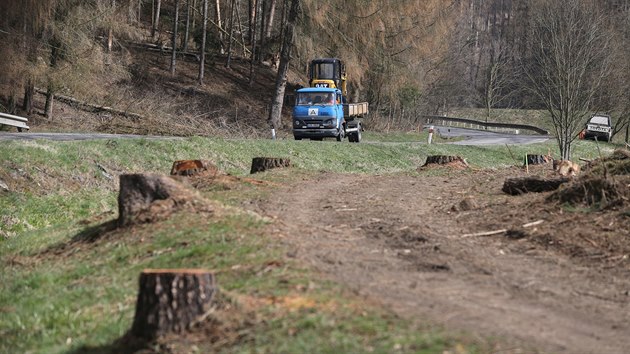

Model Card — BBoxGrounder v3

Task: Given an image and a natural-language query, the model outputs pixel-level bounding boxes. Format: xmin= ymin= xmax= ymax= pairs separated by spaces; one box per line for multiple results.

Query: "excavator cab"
xmin=308 ymin=58 xmax=347 ymax=97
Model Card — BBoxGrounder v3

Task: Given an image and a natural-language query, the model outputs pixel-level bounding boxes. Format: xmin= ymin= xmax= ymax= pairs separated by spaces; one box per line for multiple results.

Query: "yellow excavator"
xmin=308 ymin=58 xmax=348 ymax=97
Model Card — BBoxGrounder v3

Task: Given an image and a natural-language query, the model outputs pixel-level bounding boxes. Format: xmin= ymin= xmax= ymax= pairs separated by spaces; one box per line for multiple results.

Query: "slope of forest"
xmin=1 ymin=0 xmax=630 ymax=139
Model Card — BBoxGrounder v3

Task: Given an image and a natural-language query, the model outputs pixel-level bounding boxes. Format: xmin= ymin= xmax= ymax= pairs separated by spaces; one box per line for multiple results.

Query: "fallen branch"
xmin=460 ymin=220 xmax=544 ymax=238
xmin=35 ymin=88 xmax=144 ymax=121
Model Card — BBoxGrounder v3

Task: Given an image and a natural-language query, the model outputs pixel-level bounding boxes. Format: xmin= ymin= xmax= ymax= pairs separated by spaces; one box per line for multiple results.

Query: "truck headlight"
xmin=294 ymin=120 xmax=301 ymax=127
xmin=325 ymin=119 xmax=336 ymax=128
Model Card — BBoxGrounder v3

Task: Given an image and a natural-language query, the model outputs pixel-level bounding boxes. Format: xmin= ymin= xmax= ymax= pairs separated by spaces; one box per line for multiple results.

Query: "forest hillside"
xmin=1 ymin=0 xmax=630 ymax=138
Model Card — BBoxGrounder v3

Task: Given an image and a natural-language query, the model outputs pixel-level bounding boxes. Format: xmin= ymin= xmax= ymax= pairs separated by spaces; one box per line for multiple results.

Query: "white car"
xmin=584 ymin=114 xmax=612 ymax=142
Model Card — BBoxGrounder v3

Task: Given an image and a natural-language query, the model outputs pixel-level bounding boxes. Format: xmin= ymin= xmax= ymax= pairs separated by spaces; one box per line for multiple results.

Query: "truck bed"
xmin=343 ymin=102 xmax=368 ymax=118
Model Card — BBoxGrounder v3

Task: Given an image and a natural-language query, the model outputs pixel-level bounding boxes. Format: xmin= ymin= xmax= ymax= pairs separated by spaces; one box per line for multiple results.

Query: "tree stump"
xmin=524 ymin=154 xmax=551 ymax=166
xmin=502 ymin=176 xmax=570 ymax=195
xmin=422 ymin=155 xmax=468 ymax=167
xmin=130 ymin=269 xmax=217 ymax=340
xmin=170 ymin=159 xmax=218 ymax=177
xmin=250 ymin=157 xmax=291 ymax=174
xmin=118 ymin=174 xmax=211 ymax=227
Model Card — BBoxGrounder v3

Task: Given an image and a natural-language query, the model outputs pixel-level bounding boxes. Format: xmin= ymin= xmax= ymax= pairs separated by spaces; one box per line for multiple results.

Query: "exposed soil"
xmin=258 ymin=164 xmax=630 ymax=353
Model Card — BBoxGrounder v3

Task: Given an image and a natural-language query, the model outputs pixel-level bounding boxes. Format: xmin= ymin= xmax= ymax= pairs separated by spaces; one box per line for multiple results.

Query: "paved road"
xmin=434 ymin=126 xmax=551 ymax=145
xmin=0 ymin=132 xmax=181 ymax=141
xmin=0 ymin=127 xmax=550 ymax=146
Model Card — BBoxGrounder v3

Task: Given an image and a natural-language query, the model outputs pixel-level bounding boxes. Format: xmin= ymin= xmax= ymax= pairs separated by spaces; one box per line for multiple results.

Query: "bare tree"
xmin=198 ymin=0 xmax=208 ymax=84
xmin=267 ymin=0 xmax=299 ymax=130
xmin=183 ymin=0 xmax=190 ymax=51
xmin=480 ymin=45 xmax=515 ymax=124
xmin=264 ymin=0 xmax=276 ymax=39
xmin=524 ymin=0 xmax=614 ymax=160
xmin=225 ymin=0 xmax=236 ymax=68
xmin=215 ymin=0 xmax=224 ymax=53
xmin=152 ymin=0 xmax=161 ymax=40
xmin=170 ymin=0 xmax=180 ymax=75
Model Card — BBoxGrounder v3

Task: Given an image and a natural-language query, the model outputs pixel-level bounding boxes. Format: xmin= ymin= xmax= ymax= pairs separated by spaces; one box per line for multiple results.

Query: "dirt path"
xmin=260 ymin=169 xmax=630 ymax=353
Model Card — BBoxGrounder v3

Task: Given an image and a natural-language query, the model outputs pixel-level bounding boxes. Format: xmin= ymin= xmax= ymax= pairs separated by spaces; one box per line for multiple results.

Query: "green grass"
xmin=1 ymin=134 xmax=620 ymax=353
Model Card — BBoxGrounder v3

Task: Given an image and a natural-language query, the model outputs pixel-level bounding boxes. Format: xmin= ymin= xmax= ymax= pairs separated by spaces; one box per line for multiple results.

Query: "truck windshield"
xmin=312 ymin=63 xmax=336 ymax=80
xmin=297 ymin=92 xmax=335 ymax=106
xmin=589 ymin=116 xmax=609 ymax=125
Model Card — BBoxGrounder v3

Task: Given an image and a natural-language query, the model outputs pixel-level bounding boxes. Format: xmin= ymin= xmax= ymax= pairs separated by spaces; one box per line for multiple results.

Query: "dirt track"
xmin=260 ymin=168 xmax=630 ymax=353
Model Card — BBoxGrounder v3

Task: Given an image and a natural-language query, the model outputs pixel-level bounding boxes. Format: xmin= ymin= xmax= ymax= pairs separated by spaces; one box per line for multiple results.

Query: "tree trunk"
xmin=170 ymin=0 xmax=180 ymax=76
xmin=502 ymin=176 xmax=570 ymax=195
xmin=248 ymin=0 xmax=256 ymax=43
xmin=225 ymin=0 xmax=236 ymax=68
xmin=235 ymin=0 xmax=247 ymax=56
xmin=248 ymin=0 xmax=258 ymax=85
xmin=215 ymin=0 xmax=224 ymax=54
xmin=268 ymin=0 xmax=299 ymax=130
xmin=198 ymin=0 xmax=208 ymax=84
xmin=152 ymin=0 xmax=162 ymax=40
xmin=22 ymin=79 xmax=34 ymax=115
xmin=183 ymin=0 xmax=190 ymax=51
xmin=137 ymin=0 xmax=142 ymax=24
xmin=258 ymin=0 xmax=267 ymax=60
xmin=44 ymin=85 xmax=54 ymax=119
xmin=107 ymin=28 xmax=114 ymax=52
xmin=130 ymin=269 xmax=217 ymax=340
xmin=7 ymin=93 xmax=16 ymax=115
xmin=250 ymin=157 xmax=291 ymax=174
xmin=264 ymin=0 xmax=276 ymax=38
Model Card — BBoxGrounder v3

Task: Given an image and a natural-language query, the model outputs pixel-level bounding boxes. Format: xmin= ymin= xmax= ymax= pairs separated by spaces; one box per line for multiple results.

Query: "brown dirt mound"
xmin=547 ymin=176 xmax=630 ymax=208
xmin=581 ymin=149 xmax=630 ymax=176
xmin=547 ymin=149 xmax=630 ymax=208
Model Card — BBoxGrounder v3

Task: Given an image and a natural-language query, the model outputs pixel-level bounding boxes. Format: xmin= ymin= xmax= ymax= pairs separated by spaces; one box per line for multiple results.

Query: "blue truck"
xmin=292 ymin=87 xmax=368 ymax=142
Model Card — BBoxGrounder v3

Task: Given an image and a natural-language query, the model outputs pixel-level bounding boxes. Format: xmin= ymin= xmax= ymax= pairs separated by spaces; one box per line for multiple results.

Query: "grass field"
xmin=0 ymin=133 xmax=619 ymax=353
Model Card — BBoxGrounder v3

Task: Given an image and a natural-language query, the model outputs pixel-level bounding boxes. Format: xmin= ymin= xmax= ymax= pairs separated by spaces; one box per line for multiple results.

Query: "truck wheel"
xmin=350 ymin=127 xmax=362 ymax=143
xmin=336 ymin=128 xmax=345 ymax=142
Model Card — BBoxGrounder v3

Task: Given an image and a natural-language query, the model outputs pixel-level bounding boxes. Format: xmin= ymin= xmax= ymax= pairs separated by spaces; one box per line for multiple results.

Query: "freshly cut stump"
xmin=502 ymin=176 xmax=570 ymax=195
xmin=130 ymin=269 xmax=217 ymax=340
xmin=524 ymin=154 xmax=551 ymax=166
xmin=422 ymin=155 xmax=468 ymax=167
xmin=170 ymin=159 xmax=218 ymax=177
xmin=118 ymin=174 xmax=211 ymax=227
xmin=250 ymin=157 xmax=291 ymax=174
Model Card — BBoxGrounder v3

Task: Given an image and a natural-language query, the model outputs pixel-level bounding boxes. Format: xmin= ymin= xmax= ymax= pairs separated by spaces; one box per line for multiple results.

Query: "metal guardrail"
xmin=0 ymin=112 xmax=30 ymax=132
xmin=423 ymin=115 xmax=549 ymax=135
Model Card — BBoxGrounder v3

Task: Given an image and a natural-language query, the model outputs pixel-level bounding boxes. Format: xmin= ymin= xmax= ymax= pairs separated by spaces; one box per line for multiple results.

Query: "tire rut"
xmin=261 ymin=171 xmax=630 ymax=353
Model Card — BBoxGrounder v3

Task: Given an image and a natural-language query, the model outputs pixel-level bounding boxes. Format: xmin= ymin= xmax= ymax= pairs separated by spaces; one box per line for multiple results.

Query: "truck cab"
xmin=292 ymin=88 xmax=345 ymax=141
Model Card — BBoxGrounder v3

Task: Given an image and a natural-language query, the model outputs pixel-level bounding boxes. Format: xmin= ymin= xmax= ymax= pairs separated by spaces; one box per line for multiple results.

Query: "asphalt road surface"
xmin=0 ymin=132 xmax=180 ymax=141
xmin=434 ymin=126 xmax=551 ymax=145
xmin=0 ymin=127 xmax=550 ymax=146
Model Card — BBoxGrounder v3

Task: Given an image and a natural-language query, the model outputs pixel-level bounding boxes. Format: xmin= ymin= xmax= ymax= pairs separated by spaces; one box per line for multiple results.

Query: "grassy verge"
xmin=0 ymin=135 xmax=619 ymax=353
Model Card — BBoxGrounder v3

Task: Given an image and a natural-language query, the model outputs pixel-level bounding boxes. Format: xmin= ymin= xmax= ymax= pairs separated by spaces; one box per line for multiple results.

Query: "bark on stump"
xmin=524 ymin=154 xmax=551 ymax=166
xmin=502 ymin=176 xmax=570 ymax=195
xmin=118 ymin=174 xmax=211 ymax=227
xmin=422 ymin=155 xmax=468 ymax=167
xmin=130 ymin=269 xmax=217 ymax=340
xmin=250 ymin=157 xmax=291 ymax=174
xmin=170 ymin=159 xmax=218 ymax=176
